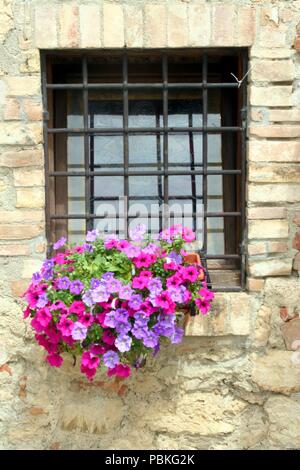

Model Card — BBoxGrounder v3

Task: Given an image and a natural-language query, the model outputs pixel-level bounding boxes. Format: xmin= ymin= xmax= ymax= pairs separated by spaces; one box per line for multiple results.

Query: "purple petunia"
xmin=148 ymin=277 xmax=163 ymax=296
xmin=115 ymin=321 xmax=131 ymax=335
xmin=103 ymin=350 xmax=120 ymax=369
xmin=119 ymin=284 xmax=133 ymax=300
xmin=86 ymin=229 xmax=99 ymax=242
xmin=53 ymin=236 xmax=67 ymax=250
xmin=90 ymin=278 xmax=103 ymax=289
xmin=32 ymin=271 xmax=42 ymax=285
xmin=57 ymin=276 xmax=71 ymax=290
xmin=132 ymin=323 xmax=148 ymax=340
xmin=71 ymin=322 xmax=88 ymax=341
xmin=115 ymin=334 xmax=132 ymax=353
xmin=128 ymin=294 xmax=143 ymax=311
xmin=91 ymin=286 xmax=110 ymax=303
xmin=36 ymin=293 xmax=48 ymax=308
xmin=170 ymin=326 xmax=184 ymax=344
xmin=82 ymin=290 xmax=94 ymax=307
xmin=142 ymin=330 xmax=159 ymax=348
xmin=70 ymin=279 xmax=84 ymax=295
xmin=104 ymin=310 xmax=117 ymax=328
xmin=129 ymin=223 xmax=147 ymax=242
xmin=106 ymin=278 xmax=122 ymax=294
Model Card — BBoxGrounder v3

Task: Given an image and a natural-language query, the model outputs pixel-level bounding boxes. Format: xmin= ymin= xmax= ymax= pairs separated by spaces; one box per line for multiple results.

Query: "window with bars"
xmin=42 ymin=49 xmax=247 ymax=291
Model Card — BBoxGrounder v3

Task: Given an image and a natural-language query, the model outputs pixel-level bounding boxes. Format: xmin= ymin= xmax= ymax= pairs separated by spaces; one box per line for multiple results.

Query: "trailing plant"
xmin=22 ymin=225 xmax=214 ymax=380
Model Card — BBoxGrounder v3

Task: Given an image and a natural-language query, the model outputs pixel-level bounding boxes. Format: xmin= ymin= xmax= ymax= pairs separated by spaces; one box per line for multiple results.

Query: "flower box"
xmin=22 ymin=226 xmax=214 ymax=381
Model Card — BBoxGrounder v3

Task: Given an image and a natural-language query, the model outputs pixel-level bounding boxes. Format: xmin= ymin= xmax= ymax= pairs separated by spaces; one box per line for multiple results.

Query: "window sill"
xmin=184 ymin=292 xmax=253 ymax=337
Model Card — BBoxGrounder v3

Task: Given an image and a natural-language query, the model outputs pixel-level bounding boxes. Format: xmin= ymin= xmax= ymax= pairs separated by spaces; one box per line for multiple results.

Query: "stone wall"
xmin=0 ymin=0 xmax=300 ymax=450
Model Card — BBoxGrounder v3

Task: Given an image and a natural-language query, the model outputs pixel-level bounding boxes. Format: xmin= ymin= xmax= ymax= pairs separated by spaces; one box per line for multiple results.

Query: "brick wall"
xmin=0 ymin=0 xmax=300 ymax=450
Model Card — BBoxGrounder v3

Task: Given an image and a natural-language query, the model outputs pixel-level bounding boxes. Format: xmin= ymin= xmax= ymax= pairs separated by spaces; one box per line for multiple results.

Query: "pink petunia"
xmin=23 ymin=306 xmax=30 ymax=319
xmin=81 ymin=351 xmax=100 ymax=370
xmin=57 ymin=317 xmax=74 ymax=337
xmin=180 ymin=265 xmax=198 ymax=283
xmin=68 ymin=300 xmax=86 ymax=314
xmin=132 ymin=276 xmax=148 ymax=290
xmin=90 ymin=344 xmax=107 ymax=355
xmin=198 ymin=287 xmax=215 ymax=302
xmin=102 ymin=330 xmax=116 ymax=345
xmin=46 ymin=353 xmax=63 ymax=368
xmin=195 ymin=298 xmax=211 ymax=315
xmin=107 ymin=363 xmax=131 ymax=378
xmin=166 ymin=273 xmax=183 ymax=288
xmin=182 ymin=227 xmax=196 ymax=243
xmin=36 ymin=307 xmax=52 ymax=328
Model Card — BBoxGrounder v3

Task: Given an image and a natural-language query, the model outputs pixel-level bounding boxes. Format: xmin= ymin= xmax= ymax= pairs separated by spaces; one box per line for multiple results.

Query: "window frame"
xmin=41 ymin=49 xmax=248 ymax=292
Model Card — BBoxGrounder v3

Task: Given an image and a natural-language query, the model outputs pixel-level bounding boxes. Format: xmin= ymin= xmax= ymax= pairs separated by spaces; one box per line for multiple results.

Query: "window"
xmin=42 ymin=50 xmax=247 ymax=291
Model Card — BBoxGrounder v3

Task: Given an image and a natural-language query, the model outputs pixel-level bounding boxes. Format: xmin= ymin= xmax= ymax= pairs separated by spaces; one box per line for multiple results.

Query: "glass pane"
xmin=207 ymin=218 xmax=225 ymax=255
xmin=89 ymin=95 xmax=123 ymax=128
xmin=92 ymin=135 xmax=123 ymax=169
xmin=128 ymin=90 xmax=162 ymax=128
xmin=168 ymin=92 xmax=202 ymax=128
xmin=169 ymin=133 xmax=202 ymax=165
xmin=94 ymin=176 xmax=124 ymax=198
xmin=129 ymin=175 xmax=161 ymax=198
xmin=67 ymin=135 xmax=84 ymax=169
xmin=129 ymin=135 xmax=162 ymax=167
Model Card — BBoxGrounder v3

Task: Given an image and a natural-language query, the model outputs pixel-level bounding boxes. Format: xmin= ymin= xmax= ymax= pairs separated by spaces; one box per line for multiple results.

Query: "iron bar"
xmin=83 ymin=56 xmax=92 ymax=230
xmin=46 ymin=82 xmax=240 ymax=90
xmin=47 ymin=126 xmax=242 ymax=135
xmin=49 ymin=169 xmax=241 ymax=177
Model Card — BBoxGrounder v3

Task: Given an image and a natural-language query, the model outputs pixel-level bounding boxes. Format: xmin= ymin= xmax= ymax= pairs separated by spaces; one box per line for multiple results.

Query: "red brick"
xmin=293 ymin=233 xmax=300 ymax=250
xmin=22 ymin=99 xmax=42 ymax=121
xmin=0 ymin=149 xmax=43 ymax=167
xmin=4 ymin=99 xmax=20 ymax=120
xmin=10 ymin=280 xmax=29 ymax=297
xmin=0 ymin=224 xmax=43 ymax=240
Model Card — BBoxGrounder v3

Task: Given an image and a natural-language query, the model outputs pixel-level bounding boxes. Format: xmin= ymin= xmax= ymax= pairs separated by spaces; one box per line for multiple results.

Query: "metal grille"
xmin=41 ymin=50 xmax=248 ymax=291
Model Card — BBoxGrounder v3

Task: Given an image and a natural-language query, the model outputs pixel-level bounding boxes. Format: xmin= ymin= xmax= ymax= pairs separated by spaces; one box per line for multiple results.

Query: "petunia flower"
xmin=86 ymin=229 xmax=99 ymax=242
xmin=71 ymin=322 xmax=88 ymax=341
xmin=103 ymin=350 xmax=120 ymax=369
xmin=46 ymin=353 xmax=63 ymax=368
xmin=53 ymin=236 xmax=67 ymax=250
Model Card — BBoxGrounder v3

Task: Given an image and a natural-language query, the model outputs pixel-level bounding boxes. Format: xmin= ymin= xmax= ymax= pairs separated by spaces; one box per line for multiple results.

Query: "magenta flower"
xmin=102 ymin=330 xmax=116 ymax=345
xmin=180 ymin=265 xmax=198 ymax=283
xmin=198 ymin=287 xmax=215 ymax=302
xmin=81 ymin=351 xmax=100 ymax=369
xmin=132 ymin=276 xmax=148 ymax=290
xmin=68 ymin=300 xmax=86 ymax=314
xmin=195 ymin=298 xmax=211 ymax=315
xmin=36 ymin=307 xmax=52 ymax=328
xmin=107 ymin=364 xmax=131 ymax=378
xmin=46 ymin=353 xmax=63 ymax=368
xmin=57 ymin=317 xmax=74 ymax=336
xmin=182 ymin=226 xmax=196 ymax=242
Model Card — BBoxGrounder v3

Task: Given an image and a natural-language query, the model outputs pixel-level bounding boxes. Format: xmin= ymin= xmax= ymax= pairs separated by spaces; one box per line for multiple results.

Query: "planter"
xmin=22 ymin=227 xmax=214 ymax=381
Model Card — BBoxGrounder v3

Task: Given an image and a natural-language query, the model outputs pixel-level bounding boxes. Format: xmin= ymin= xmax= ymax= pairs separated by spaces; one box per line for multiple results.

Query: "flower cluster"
xmin=22 ymin=225 xmax=214 ymax=381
